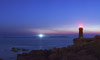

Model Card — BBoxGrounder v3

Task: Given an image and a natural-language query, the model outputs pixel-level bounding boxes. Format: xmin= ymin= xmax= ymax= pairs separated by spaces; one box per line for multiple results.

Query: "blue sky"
xmin=0 ymin=0 xmax=100 ymax=35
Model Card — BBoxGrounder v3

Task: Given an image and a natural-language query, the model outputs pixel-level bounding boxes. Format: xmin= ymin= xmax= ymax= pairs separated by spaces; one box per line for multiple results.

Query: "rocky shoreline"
xmin=17 ymin=37 xmax=100 ymax=60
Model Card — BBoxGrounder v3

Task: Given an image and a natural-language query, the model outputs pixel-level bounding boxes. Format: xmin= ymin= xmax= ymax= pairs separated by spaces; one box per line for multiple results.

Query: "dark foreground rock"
xmin=0 ymin=58 xmax=3 ymax=60
xmin=17 ymin=39 xmax=100 ymax=60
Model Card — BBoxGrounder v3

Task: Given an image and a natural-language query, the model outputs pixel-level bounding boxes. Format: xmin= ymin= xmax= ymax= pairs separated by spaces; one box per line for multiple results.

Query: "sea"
xmin=0 ymin=34 xmax=97 ymax=60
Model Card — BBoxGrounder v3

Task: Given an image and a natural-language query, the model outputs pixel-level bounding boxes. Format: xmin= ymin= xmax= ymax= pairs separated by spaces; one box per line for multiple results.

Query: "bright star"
xmin=38 ymin=34 xmax=44 ymax=38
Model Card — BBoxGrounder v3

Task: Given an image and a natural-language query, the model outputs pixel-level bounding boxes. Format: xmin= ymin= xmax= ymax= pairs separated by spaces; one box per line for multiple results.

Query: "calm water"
xmin=0 ymin=34 xmax=96 ymax=60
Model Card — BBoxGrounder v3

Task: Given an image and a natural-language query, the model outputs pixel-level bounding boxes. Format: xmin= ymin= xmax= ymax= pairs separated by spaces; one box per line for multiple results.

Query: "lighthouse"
xmin=79 ymin=26 xmax=83 ymax=39
xmin=74 ymin=26 xmax=94 ymax=45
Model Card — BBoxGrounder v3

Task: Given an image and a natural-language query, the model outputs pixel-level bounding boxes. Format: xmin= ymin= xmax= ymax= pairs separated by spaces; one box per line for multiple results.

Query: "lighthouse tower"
xmin=79 ymin=26 xmax=83 ymax=39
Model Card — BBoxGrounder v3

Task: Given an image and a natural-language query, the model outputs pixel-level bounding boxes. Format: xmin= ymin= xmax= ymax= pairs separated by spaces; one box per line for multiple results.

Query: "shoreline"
xmin=17 ymin=35 xmax=100 ymax=60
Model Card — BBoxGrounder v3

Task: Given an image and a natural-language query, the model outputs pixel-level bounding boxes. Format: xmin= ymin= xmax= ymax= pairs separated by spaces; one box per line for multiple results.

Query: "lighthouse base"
xmin=73 ymin=38 xmax=95 ymax=46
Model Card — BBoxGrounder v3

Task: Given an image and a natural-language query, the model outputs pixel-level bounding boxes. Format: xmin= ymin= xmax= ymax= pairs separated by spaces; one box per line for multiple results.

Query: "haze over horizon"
xmin=1 ymin=0 xmax=100 ymax=35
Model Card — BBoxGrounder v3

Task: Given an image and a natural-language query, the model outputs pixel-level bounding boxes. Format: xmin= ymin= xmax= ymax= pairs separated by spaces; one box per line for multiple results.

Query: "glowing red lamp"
xmin=79 ymin=26 xmax=83 ymax=28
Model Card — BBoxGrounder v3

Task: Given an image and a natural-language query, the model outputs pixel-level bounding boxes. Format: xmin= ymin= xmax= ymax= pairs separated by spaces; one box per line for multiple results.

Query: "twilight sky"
xmin=0 ymin=0 xmax=100 ymax=35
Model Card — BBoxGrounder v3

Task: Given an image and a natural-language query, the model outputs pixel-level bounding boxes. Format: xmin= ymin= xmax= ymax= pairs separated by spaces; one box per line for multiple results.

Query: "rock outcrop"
xmin=17 ymin=35 xmax=100 ymax=60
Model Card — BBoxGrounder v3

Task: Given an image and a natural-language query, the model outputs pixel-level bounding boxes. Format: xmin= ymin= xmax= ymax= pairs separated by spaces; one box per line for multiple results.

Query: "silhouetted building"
xmin=73 ymin=26 xmax=98 ymax=46
xmin=79 ymin=27 xmax=83 ymax=39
